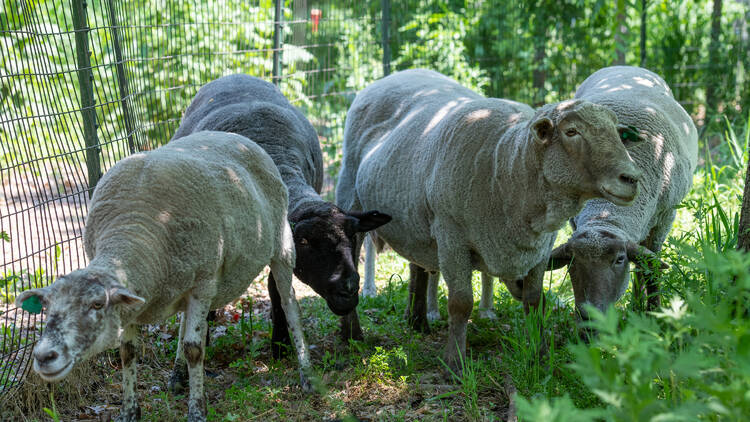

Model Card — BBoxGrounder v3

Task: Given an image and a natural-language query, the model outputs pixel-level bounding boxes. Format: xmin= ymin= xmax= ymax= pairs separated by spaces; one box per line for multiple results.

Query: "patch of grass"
xmin=7 ymin=117 xmax=750 ymax=421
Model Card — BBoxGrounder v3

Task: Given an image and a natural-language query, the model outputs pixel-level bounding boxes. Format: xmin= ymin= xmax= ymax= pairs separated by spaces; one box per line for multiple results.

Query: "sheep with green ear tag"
xmin=544 ymin=66 xmax=698 ymax=319
xmin=16 ymin=131 xmax=311 ymax=422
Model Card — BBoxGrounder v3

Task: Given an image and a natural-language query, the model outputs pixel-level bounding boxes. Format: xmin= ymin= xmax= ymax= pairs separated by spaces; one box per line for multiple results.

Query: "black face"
xmin=290 ymin=203 xmax=391 ymax=316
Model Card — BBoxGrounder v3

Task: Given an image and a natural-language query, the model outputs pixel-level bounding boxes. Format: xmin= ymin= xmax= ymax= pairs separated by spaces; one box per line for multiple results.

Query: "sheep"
xmin=336 ymin=68 xmax=641 ymax=371
xmin=171 ymin=75 xmax=391 ymax=351
xmin=544 ymin=66 xmax=698 ymax=318
xmin=16 ymin=131 xmax=311 ymax=422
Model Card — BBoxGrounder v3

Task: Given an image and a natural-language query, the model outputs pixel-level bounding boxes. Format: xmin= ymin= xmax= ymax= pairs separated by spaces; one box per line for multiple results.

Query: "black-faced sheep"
xmin=545 ymin=66 xmax=698 ymax=317
xmin=336 ymin=69 xmax=641 ymax=371
xmin=17 ymin=132 xmax=311 ymax=422
xmin=171 ymin=75 xmax=391 ymax=350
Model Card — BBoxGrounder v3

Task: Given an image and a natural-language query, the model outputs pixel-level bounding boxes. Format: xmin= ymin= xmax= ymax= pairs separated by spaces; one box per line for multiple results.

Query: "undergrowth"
xmin=5 ymin=117 xmax=750 ymax=421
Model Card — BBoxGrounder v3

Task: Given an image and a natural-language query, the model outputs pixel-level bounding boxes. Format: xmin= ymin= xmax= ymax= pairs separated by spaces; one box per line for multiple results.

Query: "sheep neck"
xmin=86 ymin=220 xmax=170 ymax=323
xmin=282 ymin=169 xmax=326 ymax=218
xmin=491 ymin=125 xmax=584 ymax=235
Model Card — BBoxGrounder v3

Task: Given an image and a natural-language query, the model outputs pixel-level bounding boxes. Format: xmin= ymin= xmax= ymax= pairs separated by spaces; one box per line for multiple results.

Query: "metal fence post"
xmin=72 ymin=0 xmax=101 ymax=197
xmin=382 ymin=0 xmax=391 ymax=76
xmin=272 ymin=0 xmax=283 ymax=85
xmin=640 ymin=0 xmax=647 ymax=67
xmin=106 ymin=0 xmax=137 ymax=154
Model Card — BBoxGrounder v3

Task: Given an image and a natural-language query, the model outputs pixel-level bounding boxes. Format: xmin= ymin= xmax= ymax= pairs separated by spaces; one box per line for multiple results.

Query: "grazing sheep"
xmin=336 ymin=69 xmax=641 ymax=371
xmin=546 ymin=66 xmax=698 ymax=317
xmin=171 ymin=75 xmax=391 ymax=350
xmin=16 ymin=132 xmax=311 ymax=422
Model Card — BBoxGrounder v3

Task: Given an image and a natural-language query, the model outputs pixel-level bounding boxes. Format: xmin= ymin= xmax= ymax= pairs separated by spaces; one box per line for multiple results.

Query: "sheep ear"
xmin=626 ymin=242 xmax=669 ymax=269
xmin=531 ymin=117 xmax=554 ymax=145
xmin=349 ymin=210 xmax=392 ymax=233
xmin=547 ymin=243 xmax=572 ymax=270
xmin=108 ymin=287 xmax=146 ymax=307
xmin=16 ymin=287 xmax=50 ymax=314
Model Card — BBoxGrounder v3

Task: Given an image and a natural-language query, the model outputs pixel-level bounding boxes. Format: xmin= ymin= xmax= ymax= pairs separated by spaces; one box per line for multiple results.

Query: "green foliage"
xmin=42 ymin=391 xmax=62 ymax=422
xmin=392 ymin=0 xmax=488 ymax=92
xmin=518 ymin=118 xmax=750 ymax=420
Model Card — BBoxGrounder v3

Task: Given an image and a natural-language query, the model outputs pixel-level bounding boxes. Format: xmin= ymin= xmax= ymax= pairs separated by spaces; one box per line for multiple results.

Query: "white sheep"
xmin=16 ymin=131 xmax=311 ymax=422
xmin=546 ymin=66 xmax=698 ymax=317
xmin=336 ymin=69 xmax=641 ymax=371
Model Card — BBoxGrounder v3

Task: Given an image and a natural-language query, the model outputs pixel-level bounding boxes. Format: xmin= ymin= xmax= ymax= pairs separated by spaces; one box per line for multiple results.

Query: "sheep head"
xmin=15 ymin=270 xmax=144 ymax=381
xmin=532 ymin=100 xmax=641 ymax=206
xmin=548 ymin=229 xmax=667 ymax=319
xmin=289 ymin=203 xmax=391 ymax=315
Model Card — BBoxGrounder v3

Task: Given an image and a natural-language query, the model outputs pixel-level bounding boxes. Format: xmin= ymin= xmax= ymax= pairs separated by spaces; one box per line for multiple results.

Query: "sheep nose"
xmin=618 ymin=172 xmax=639 ymax=186
xmin=343 ymin=273 xmax=360 ymax=296
xmin=35 ymin=349 xmax=59 ymax=365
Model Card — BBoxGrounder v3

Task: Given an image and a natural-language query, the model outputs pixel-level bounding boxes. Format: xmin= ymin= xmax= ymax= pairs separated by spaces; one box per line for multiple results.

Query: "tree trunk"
xmin=737 ymin=159 xmax=750 ymax=252
xmin=614 ymin=0 xmax=627 ymax=65
xmin=705 ymin=0 xmax=723 ymax=118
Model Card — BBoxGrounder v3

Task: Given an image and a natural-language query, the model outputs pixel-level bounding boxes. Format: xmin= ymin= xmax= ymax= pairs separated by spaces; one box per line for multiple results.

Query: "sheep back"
xmin=573 ymin=66 xmax=698 ymax=240
xmin=340 ymin=69 xmax=559 ymax=280
xmin=172 ymin=74 xmax=323 ymax=195
xmin=84 ymin=131 xmax=292 ymax=323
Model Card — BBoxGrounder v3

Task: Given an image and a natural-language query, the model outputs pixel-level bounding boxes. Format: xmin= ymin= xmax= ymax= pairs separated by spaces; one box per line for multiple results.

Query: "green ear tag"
xmin=22 ymin=295 xmax=43 ymax=314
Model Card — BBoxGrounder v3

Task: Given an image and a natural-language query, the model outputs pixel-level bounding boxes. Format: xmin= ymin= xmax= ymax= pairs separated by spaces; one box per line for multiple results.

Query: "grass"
xmin=3 ymin=118 xmax=750 ymax=420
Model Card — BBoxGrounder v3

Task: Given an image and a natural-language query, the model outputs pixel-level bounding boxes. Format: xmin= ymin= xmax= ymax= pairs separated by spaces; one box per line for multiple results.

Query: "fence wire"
xmin=1 ymin=0 xmax=748 ymax=396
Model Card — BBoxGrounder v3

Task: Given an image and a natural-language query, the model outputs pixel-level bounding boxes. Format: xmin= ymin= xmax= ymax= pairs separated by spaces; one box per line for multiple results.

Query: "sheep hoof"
xmin=478 ymin=309 xmax=498 ymax=320
xmin=442 ymin=359 xmax=463 ymax=382
xmin=360 ymin=286 xmax=377 ymax=298
xmin=271 ymin=333 xmax=292 ymax=359
xmin=299 ymin=369 xmax=314 ymax=393
xmin=115 ymin=405 xmax=141 ymax=422
xmin=187 ymin=409 xmax=207 ymax=422
xmin=406 ymin=313 xmax=430 ymax=334
xmin=426 ymin=310 xmax=441 ymax=322
xmin=167 ymin=361 xmax=188 ymax=395
xmin=341 ymin=325 xmax=364 ymax=342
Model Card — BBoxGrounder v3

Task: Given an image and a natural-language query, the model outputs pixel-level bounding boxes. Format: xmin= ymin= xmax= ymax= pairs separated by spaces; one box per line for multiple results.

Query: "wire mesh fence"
xmin=1 ymin=0 xmax=748 ymax=396
xmin=0 ymin=0 xmax=384 ymax=395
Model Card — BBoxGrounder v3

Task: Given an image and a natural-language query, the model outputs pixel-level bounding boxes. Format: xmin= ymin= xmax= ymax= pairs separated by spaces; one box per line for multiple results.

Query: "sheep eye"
xmin=91 ymin=302 xmax=104 ymax=310
xmin=565 ymin=128 xmax=578 ymax=137
xmin=299 ymin=238 xmax=309 ymax=246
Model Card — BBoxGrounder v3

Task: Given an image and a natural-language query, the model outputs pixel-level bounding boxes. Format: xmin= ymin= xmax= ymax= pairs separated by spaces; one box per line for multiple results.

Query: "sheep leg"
xmin=167 ymin=314 xmax=188 ymax=394
xmin=340 ymin=310 xmax=364 ymax=341
xmin=183 ymin=294 xmax=211 ymax=422
xmin=478 ymin=273 xmax=497 ymax=320
xmin=502 ymin=278 xmax=525 ymax=302
xmin=361 ymin=234 xmax=377 ymax=297
xmin=270 ymin=259 xmax=313 ymax=392
xmin=426 ymin=271 xmax=441 ymax=322
xmin=268 ymin=272 xmax=292 ymax=359
xmin=405 ymin=263 xmax=431 ymax=333
xmin=639 ymin=212 xmax=673 ymax=310
xmin=522 ymin=261 xmax=546 ymax=314
xmin=116 ymin=324 xmax=140 ymax=422
xmin=437 ymin=239 xmax=473 ymax=376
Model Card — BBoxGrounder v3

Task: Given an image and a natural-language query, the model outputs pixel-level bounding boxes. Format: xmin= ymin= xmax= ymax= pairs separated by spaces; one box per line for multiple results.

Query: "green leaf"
xmin=21 ymin=295 xmax=43 ymax=314
xmin=0 ymin=231 xmax=9 ymax=242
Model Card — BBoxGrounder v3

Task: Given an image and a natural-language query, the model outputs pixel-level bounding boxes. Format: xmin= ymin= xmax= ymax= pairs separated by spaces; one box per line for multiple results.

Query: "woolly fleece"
xmin=337 ymin=69 xmax=639 ymax=367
